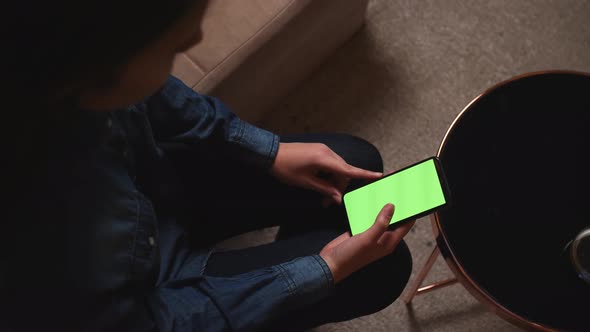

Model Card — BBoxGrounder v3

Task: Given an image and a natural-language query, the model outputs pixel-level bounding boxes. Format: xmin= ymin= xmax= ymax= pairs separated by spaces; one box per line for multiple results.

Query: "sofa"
xmin=172 ymin=0 xmax=370 ymax=123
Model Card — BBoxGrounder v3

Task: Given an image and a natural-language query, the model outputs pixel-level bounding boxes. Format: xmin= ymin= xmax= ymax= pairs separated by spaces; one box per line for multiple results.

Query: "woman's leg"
xmin=165 ymin=133 xmax=384 ymax=247
xmin=205 ymin=227 xmax=412 ymax=331
xmin=275 ymin=133 xmax=385 ymax=238
xmin=197 ymin=133 xmax=412 ymax=330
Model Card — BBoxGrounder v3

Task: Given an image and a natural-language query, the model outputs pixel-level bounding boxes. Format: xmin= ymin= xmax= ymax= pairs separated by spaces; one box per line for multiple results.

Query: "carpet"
xmin=231 ymin=0 xmax=590 ymax=330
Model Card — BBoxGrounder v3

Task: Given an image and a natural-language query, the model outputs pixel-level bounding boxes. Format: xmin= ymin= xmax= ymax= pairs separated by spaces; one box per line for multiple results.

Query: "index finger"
xmin=319 ymin=151 xmax=382 ymax=180
xmin=393 ymin=220 xmax=415 ymax=236
xmin=377 ymin=220 xmax=415 ymax=247
xmin=338 ymin=163 xmax=382 ymax=180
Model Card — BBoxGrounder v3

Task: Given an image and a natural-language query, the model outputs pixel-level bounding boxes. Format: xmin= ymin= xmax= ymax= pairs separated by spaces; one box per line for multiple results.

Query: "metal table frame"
xmin=400 ymin=71 xmax=590 ymax=332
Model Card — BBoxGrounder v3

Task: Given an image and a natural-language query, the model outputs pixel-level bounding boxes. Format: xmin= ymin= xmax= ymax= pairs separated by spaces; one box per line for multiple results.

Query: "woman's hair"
xmin=2 ymin=3 xmax=202 ymax=323
xmin=2 ymin=0 xmax=200 ymax=202
xmin=6 ymin=1 xmax=198 ymax=104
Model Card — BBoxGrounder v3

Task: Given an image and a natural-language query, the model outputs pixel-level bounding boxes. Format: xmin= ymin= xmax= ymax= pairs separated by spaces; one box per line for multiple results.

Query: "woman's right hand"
xmin=319 ymin=204 xmax=414 ymax=283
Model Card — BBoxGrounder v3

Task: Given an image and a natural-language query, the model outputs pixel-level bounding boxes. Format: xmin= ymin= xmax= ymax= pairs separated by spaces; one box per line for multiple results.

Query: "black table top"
xmin=436 ymin=72 xmax=590 ymax=332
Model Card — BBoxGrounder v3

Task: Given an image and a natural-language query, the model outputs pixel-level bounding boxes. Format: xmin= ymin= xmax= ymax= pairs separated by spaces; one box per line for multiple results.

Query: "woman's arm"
xmin=142 ymin=76 xmax=279 ymax=170
xmin=149 ymin=255 xmax=334 ymax=332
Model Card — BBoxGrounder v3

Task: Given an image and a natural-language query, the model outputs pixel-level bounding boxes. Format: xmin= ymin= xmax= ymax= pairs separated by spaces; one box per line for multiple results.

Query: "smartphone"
xmin=343 ymin=157 xmax=451 ymax=236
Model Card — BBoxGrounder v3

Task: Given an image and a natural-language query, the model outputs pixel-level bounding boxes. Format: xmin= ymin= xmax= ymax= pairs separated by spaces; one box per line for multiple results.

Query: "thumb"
xmin=364 ymin=203 xmax=395 ymax=241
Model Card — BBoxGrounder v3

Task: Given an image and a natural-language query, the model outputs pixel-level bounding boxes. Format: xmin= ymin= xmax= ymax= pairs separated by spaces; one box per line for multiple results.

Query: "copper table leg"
xmin=403 ymin=245 xmax=457 ymax=304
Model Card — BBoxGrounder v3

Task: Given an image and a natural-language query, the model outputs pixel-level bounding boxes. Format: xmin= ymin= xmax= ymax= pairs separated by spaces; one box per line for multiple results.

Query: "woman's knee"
xmin=334 ymin=134 xmax=383 ymax=173
xmin=388 ymin=240 xmax=413 ymax=289
xmin=362 ymin=240 xmax=413 ymax=311
xmin=329 ymin=239 xmax=412 ymax=319
xmin=333 ymin=135 xmax=384 ymax=191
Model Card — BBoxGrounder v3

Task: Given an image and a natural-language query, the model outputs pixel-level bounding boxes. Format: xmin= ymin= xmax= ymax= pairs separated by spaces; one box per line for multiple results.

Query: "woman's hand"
xmin=319 ymin=204 xmax=414 ymax=283
xmin=270 ymin=143 xmax=382 ymax=206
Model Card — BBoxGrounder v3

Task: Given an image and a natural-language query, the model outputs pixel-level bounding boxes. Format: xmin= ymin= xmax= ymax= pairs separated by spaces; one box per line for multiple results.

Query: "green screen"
xmin=343 ymin=159 xmax=446 ymax=235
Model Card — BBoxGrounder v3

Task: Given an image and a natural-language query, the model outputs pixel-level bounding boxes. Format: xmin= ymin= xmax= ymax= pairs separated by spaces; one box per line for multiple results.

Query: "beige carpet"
xmin=225 ymin=0 xmax=590 ymax=331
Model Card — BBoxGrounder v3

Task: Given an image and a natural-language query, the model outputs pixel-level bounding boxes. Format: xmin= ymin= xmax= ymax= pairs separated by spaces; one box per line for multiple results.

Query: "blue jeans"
xmin=166 ymin=133 xmax=413 ymax=331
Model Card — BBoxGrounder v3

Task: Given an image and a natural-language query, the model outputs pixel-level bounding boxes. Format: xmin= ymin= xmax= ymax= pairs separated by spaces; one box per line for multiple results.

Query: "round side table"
xmin=404 ymin=71 xmax=590 ymax=332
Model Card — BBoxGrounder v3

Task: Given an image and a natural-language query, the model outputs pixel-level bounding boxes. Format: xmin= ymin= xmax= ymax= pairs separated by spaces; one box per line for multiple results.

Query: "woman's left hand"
xmin=270 ymin=142 xmax=383 ymax=206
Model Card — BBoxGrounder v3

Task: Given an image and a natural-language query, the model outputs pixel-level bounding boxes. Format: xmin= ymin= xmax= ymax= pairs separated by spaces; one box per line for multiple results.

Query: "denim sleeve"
xmin=144 ymin=76 xmax=279 ymax=169
xmin=150 ymin=255 xmax=334 ymax=332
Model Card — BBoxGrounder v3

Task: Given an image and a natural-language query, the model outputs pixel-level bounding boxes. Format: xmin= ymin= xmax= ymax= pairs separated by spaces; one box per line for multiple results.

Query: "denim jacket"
xmin=6 ymin=76 xmax=333 ymax=332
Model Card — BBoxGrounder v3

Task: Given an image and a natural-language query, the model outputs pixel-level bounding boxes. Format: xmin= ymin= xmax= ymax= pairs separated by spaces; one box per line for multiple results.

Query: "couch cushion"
xmin=172 ymin=0 xmax=368 ymax=122
xmin=186 ymin=0 xmax=293 ymax=72
xmin=172 ymin=0 xmax=293 ymax=90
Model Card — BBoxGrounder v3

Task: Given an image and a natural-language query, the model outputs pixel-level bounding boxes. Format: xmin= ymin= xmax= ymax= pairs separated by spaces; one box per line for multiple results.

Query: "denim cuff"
xmin=275 ymin=255 xmax=335 ymax=309
xmin=232 ymin=121 xmax=279 ymax=170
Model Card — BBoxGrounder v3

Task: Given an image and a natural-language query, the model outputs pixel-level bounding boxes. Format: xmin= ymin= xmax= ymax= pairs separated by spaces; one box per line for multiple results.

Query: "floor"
xmin=226 ymin=0 xmax=590 ymax=331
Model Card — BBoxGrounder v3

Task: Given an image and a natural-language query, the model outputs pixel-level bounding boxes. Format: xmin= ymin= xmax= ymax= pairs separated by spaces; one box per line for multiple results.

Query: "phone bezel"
xmin=343 ymin=156 xmax=452 ymax=235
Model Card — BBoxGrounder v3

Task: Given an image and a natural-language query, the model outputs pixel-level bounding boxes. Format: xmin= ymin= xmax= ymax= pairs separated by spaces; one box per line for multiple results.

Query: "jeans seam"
xmin=275 ymin=264 xmax=297 ymax=298
xmin=312 ymin=255 xmax=334 ymax=287
xmin=128 ymin=191 xmax=141 ymax=280
xmin=266 ymin=133 xmax=280 ymax=169
xmin=200 ymin=248 xmax=216 ymax=275
xmin=229 ymin=119 xmax=245 ymax=144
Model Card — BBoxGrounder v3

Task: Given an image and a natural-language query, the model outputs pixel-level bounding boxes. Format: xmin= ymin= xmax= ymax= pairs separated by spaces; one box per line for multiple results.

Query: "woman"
xmin=3 ymin=1 xmax=413 ymax=331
